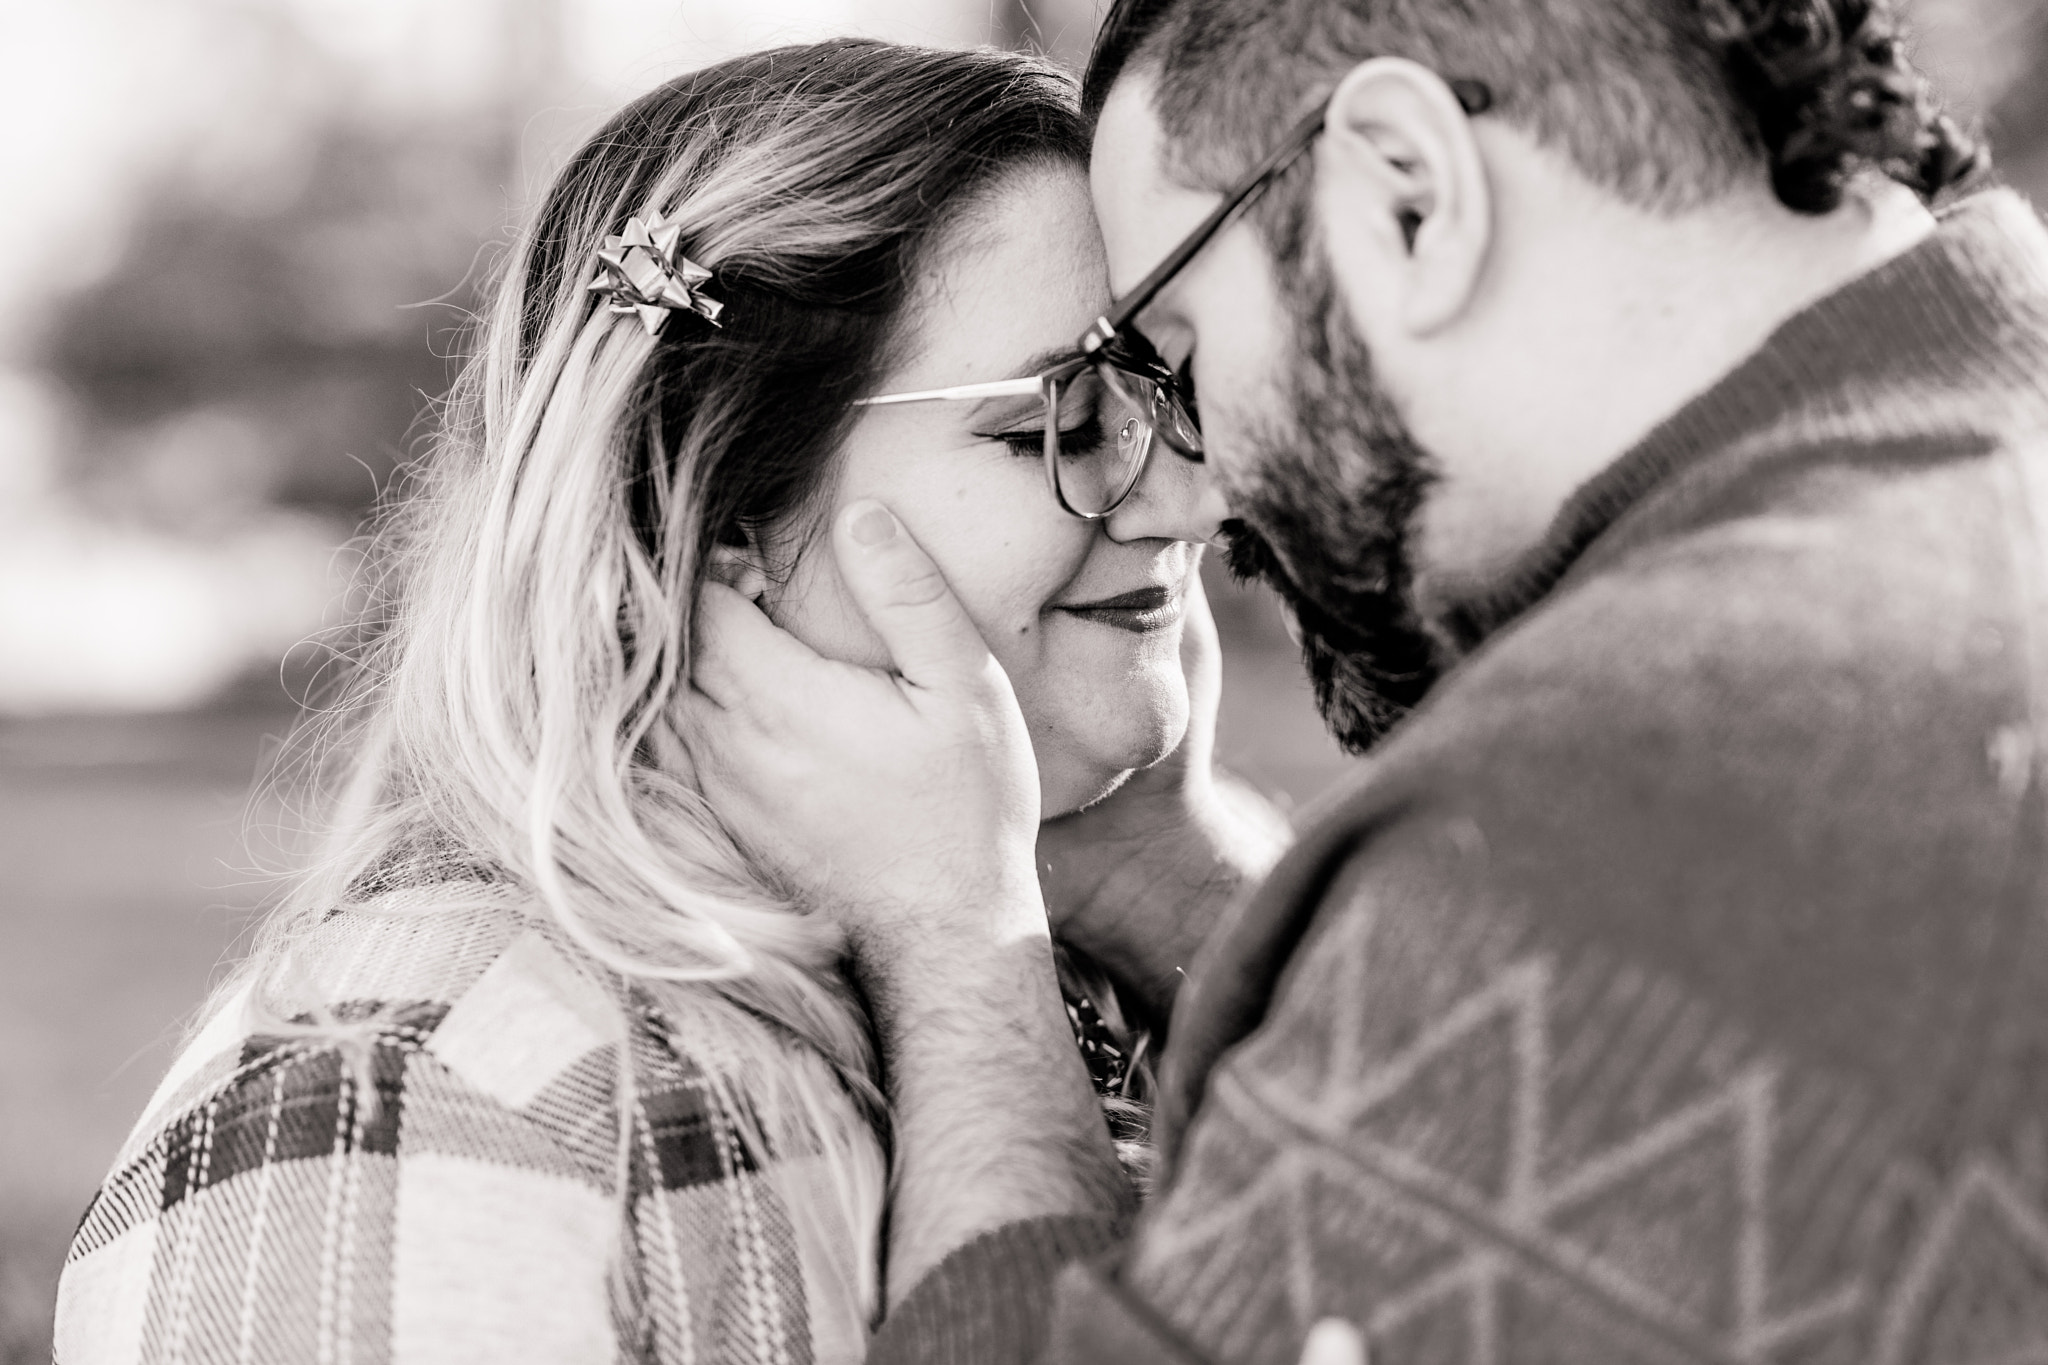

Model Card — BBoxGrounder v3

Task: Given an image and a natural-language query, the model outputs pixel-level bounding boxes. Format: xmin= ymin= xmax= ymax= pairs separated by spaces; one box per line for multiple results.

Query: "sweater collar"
xmin=1431 ymin=190 xmax=2048 ymax=654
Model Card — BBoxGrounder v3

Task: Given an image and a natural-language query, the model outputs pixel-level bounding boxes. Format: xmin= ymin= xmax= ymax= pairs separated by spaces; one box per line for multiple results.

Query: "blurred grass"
xmin=0 ymin=706 xmax=290 ymax=1363
xmin=0 ymin=564 xmax=1354 ymax=1361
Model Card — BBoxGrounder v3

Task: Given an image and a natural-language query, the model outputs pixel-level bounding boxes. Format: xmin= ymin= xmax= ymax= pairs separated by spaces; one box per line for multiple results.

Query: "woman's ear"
xmin=708 ymin=526 xmax=772 ymax=604
xmin=1315 ymin=57 xmax=1493 ymax=338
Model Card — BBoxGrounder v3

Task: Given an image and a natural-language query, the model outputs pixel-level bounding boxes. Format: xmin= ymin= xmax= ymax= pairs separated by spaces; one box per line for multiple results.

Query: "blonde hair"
xmin=223 ymin=39 xmax=1091 ymax=1326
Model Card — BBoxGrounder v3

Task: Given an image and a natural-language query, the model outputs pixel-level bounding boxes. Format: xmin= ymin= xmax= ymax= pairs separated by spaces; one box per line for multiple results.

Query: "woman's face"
xmin=762 ymin=164 xmax=1207 ymax=817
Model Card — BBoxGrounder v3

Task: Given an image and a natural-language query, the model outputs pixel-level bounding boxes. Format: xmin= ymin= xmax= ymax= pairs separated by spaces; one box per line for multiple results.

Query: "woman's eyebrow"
xmin=964 ymin=345 xmax=1087 ymax=427
xmin=985 ymin=343 xmax=1083 ymax=383
xmin=968 ymin=387 xmax=1050 ymax=430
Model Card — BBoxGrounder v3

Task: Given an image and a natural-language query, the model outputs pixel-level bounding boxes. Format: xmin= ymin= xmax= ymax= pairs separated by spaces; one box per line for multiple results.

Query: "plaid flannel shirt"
xmin=54 ymin=885 xmax=883 ymax=1365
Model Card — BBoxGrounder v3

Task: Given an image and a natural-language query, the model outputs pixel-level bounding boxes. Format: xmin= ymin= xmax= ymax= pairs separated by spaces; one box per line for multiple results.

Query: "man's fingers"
xmin=691 ymin=581 xmax=822 ymax=712
xmin=833 ymin=500 xmax=994 ymax=691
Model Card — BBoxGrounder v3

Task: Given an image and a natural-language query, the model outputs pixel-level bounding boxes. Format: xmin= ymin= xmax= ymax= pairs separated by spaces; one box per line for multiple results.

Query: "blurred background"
xmin=0 ymin=0 xmax=2042 ymax=1357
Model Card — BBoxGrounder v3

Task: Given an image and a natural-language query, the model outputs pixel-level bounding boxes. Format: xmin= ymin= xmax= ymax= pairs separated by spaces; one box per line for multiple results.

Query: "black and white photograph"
xmin=5 ymin=0 xmax=2048 ymax=1360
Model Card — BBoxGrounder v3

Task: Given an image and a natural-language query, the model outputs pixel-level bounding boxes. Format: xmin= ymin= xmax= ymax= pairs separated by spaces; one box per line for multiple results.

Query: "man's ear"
xmin=1315 ymin=57 xmax=1492 ymax=337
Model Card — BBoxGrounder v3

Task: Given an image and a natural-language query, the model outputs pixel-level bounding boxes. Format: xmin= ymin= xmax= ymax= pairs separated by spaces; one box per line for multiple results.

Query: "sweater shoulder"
xmin=1402 ymin=425 xmax=2042 ymax=797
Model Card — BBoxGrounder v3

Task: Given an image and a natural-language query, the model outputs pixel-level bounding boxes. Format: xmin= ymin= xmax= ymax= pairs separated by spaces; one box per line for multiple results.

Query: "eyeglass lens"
xmin=1099 ymin=361 xmax=1202 ymax=459
xmin=1044 ymin=370 xmax=1155 ymax=517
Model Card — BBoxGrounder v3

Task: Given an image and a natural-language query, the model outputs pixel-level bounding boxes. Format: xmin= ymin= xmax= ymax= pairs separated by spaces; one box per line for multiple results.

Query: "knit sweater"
xmin=871 ymin=191 xmax=2048 ymax=1364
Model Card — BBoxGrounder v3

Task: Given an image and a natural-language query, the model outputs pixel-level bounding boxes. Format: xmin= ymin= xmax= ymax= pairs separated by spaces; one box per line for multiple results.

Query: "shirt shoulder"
xmin=58 ymin=897 xmax=830 ymax=1365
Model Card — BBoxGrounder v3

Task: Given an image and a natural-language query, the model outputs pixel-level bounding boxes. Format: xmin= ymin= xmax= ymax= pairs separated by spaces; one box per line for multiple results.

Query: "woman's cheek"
xmin=903 ymin=478 xmax=1092 ymax=650
xmin=765 ymin=545 xmax=890 ymax=669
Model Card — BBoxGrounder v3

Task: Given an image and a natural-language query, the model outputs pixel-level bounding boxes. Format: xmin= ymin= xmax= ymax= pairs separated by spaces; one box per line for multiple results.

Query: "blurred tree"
xmin=40 ymin=119 xmax=511 ymax=524
xmin=29 ymin=0 xmax=2048 ymax=541
xmin=29 ymin=0 xmax=560 ymax=533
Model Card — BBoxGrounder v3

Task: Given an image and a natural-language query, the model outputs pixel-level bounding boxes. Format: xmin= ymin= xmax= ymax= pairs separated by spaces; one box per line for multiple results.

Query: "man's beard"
xmin=1217 ymin=248 xmax=1444 ymax=754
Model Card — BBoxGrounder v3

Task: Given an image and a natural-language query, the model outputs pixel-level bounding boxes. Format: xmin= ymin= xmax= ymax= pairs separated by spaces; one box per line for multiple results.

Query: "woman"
xmin=54 ymin=39 xmax=1276 ymax=1365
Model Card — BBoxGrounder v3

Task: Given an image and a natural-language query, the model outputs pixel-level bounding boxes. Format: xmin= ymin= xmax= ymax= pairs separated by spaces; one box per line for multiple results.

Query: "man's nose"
xmin=1103 ymin=446 xmax=1229 ymax=545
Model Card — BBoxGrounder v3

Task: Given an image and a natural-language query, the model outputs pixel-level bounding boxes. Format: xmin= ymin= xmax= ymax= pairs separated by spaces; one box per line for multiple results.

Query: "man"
xmin=686 ymin=0 xmax=2048 ymax=1358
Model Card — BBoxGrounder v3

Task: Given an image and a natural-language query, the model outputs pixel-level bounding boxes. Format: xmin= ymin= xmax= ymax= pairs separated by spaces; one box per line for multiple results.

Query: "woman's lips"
xmin=1054 ymin=584 xmax=1185 ymax=634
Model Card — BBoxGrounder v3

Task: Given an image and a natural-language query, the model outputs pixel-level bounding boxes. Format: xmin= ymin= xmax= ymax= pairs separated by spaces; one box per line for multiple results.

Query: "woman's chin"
xmin=1039 ymin=764 xmax=1134 ymax=820
xmin=1033 ymin=704 xmax=1191 ymax=819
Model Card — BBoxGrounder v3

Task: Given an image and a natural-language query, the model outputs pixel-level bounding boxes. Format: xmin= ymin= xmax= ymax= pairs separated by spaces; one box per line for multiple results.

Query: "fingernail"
xmin=850 ymin=505 xmax=896 ymax=546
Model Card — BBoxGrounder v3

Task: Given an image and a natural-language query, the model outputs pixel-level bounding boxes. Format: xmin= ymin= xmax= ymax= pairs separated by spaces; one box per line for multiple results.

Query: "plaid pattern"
xmin=55 ymin=887 xmax=882 ymax=1365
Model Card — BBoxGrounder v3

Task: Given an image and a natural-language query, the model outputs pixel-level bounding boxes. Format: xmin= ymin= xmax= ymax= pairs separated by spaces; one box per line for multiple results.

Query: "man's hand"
xmin=1037 ymin=570 xmax=1292 ymax=1024
xmin=688 ymin=501 xmax=1044 ymax=950
xmin=684 ymin=499 xmax=1127 ymax=1304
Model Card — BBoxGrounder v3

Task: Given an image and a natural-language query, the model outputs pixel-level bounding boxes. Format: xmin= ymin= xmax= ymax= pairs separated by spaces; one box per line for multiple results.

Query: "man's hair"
xmin=1083 ymin=0 xmax=1982 ymax=215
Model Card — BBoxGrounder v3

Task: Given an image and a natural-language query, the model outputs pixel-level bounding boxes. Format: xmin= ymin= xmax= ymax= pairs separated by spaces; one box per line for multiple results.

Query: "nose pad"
xmin=1102 ymin=440 xmax=1227 ymax=545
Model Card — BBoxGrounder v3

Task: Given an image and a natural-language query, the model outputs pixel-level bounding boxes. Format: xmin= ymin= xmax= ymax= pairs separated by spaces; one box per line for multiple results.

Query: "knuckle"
xmin=884 ymin=559 xmax=952 ymax=610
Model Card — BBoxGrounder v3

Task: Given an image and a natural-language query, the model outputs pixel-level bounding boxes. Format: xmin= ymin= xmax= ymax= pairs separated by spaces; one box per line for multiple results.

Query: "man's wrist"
xmin=845 ymin=869 xmax=1050 ymax=1018
xmin=861 ymin=910 xmax=1133 ymax=1303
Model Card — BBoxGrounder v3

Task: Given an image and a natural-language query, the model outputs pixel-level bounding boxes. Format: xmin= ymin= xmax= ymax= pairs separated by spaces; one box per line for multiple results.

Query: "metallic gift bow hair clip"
xmin=588 ymin=210 xmax=724 ymax=336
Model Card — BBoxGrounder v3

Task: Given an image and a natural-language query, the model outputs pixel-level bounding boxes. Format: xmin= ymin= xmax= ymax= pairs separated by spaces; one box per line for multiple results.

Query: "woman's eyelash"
xmin=995 ymin=416 xmax=1104 ymax=458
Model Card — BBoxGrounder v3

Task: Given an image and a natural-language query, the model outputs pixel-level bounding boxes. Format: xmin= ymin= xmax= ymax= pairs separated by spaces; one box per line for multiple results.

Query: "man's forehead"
xmin=1091 ymin=72 xmax=1167 ymax=179
xmin=1089 ymin=73 xmax=1218 ymax=296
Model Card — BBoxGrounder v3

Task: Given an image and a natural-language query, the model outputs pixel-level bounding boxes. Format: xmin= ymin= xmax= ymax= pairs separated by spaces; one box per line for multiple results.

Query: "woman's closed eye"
xmin=995 ymin=415 xmax=1106 ymax=460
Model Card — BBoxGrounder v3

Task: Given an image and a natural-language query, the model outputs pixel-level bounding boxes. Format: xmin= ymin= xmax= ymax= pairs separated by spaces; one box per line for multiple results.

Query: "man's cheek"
xmin=1199 ymin=384 xmax=1292 ymax=507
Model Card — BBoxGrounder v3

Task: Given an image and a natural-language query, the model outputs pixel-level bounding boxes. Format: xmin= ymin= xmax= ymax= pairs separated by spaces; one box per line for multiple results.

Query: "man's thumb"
xmin=834 ymin=500 xmax=992 ymax=689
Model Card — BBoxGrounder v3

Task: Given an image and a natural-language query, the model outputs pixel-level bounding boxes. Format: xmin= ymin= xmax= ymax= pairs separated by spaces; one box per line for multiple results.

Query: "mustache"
xmin=1219 ymin=518 xmax=1439 ymax=754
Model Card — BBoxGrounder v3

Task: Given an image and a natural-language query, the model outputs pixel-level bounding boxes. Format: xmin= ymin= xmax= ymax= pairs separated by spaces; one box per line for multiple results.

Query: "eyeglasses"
xmin=854 ymin=356 xmax=1168 ymax=520
xmin=856 ymin=76 xmax=1492 ymax=520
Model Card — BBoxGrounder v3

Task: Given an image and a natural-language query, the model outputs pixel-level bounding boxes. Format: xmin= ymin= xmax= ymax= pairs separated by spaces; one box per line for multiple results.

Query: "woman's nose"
xmin=1103 ymin=446 xmax=1228 ymax=545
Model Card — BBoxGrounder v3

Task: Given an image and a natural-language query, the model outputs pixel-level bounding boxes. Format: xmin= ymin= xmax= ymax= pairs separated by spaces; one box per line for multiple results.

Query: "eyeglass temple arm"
xmin=852 ymin=376 xmax=1048 ymax=406
xmin=1085 ymin=77 xmax=1489 ymax=347
xmin=1088 ymin=103 xmax=1328 ymax=345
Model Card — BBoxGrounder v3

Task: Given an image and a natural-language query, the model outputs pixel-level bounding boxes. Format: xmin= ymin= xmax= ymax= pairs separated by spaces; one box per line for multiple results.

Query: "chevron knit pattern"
xmin=1136 ymin=923 xmax=2048 ymax=1364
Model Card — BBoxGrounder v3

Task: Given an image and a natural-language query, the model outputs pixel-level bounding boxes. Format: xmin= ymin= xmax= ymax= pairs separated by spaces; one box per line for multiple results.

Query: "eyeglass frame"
xmin=854 ymin=74 xmax=1494 ymax=520
xmin=853 ymin=356 xmax=1150 ymax=520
